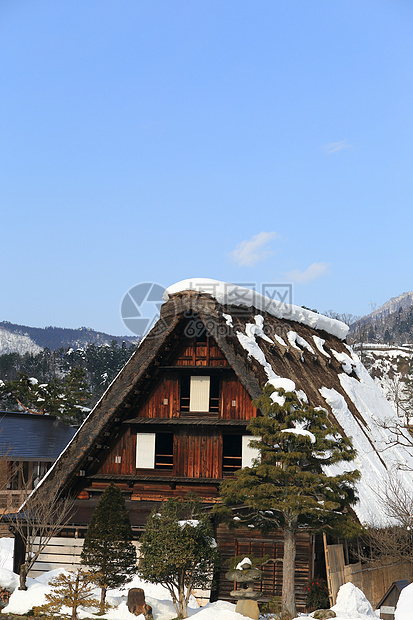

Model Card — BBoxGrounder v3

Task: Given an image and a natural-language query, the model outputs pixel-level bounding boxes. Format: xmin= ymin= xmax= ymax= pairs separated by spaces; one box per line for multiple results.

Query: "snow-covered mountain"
xmin=364 ymin=291 xmax=413 ymax=321
xmin=349 ymin=291 xmax=413 ymax=346
xmin=0 ymin=327 xmax=43 ymax=356
xmin=0 ymin=321 xmax=137 ymax=356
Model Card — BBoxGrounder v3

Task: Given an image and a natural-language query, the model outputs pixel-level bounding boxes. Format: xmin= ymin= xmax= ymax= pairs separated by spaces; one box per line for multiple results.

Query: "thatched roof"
xmin=32 ymin=279 xmax=413 ymax=525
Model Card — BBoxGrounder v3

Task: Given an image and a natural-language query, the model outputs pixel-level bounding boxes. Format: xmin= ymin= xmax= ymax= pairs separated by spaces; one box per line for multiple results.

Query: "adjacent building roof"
xmin=0 ymin=411 xmax=76 ymax=461
xmin=28 ymin=279 xmax=413 ymax=525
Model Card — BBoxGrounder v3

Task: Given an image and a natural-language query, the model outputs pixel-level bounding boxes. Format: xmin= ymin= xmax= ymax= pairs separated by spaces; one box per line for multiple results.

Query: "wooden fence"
xmin=323 ymin=535 xmax=413 ymax=609
xmin=323 ymin=533 xmax=346 ymax=606
xmin=29 ymin=537 xmax=141 ymax=579
xmin=29 ymin=536 xmax=85 ymax=578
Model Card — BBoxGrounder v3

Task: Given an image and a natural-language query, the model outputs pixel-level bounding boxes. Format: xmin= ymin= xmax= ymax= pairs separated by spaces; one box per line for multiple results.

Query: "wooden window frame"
xmin=136 ymin=432 xmax=174 ymax=471
xmin=179 ymin=373 xmax=220 ymax=415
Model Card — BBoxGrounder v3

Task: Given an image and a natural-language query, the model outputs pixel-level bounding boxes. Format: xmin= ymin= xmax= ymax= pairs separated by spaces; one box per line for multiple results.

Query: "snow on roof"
xmin=199 ymin=302 xmax=413 ymax=525
xmin=320 ymin=349 xmax=413 ymax=525
xmin=163 ymin=278 xmax=349 ymax=340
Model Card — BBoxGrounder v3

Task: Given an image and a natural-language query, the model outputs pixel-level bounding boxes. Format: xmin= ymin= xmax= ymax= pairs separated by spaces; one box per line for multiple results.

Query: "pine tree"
xmin=61 ymin=367 xmax=92 ymax=425
xmin=138 ymin=496 xmax=220 ymax=619
xmin=34 ymin=570 xmax=100 ymax=620
xmin=217 ymin=386 xmax=360 ymax=618
xmin=0 ymin=341 xmax=137 ymax=418
xmin=80 ymin=483 xmax=137 ymax=611
xmin=0 ymin=367 xmax=91 ymax=425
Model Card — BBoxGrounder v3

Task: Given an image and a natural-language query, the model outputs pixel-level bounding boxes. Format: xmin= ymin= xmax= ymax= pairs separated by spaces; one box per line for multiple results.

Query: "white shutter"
xmin=136 ymin=433 xmax=156 ymax=469
xmin=242 ymin=435 xmax=261 ymax=468
xmin=189 ymin=376 xmax=210 ymax=412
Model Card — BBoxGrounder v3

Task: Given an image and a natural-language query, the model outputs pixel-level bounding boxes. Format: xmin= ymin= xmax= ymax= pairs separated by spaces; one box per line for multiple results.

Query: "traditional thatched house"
xmin=13 ymin=279 xmax=413 ymax=609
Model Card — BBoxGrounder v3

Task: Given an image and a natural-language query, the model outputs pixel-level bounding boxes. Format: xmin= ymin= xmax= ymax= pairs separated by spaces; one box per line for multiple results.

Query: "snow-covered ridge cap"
xmin=163 ymin=278 xmax=349 ymax=340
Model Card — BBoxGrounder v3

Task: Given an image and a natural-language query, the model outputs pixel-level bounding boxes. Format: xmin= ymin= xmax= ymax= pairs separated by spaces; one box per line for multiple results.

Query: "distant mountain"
xmin=0 ymin=321 xmax=138 ymax=356
xmin=359 ymin=292 xmax=413 ymax=323
xmin=349 ymin=291 xmax=413 ymax=346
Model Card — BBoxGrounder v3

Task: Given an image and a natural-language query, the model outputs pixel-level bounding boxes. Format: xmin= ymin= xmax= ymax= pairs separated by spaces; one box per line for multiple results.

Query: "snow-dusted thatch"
xmin=31 ymin=279 xmax=413 ymax=527
xmin=163 ymin=279 xmax=413 ymax=526
xmin=164 ymin=278 xmax=349 ymax=339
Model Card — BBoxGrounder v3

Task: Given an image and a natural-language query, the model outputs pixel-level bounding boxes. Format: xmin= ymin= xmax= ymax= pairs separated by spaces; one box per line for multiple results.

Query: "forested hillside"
xmin=0 ymin=341 xmax=137 ymax=423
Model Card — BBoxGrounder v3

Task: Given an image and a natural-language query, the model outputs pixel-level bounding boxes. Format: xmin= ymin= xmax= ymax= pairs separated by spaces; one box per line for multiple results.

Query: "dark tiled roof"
xmin=0 ymin=412 xmax=76 ymax=461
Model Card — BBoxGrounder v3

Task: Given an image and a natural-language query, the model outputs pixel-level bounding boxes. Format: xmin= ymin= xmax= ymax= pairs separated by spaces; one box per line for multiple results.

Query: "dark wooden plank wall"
xmin=129 ymin=483 xmax=220 ymax=504
xmin=175 ymin=429 xmax=222 ymax=479
xmin=137 ymin=374 xmax=180 ymax=419
xmin=98 ymin=429 xmax=224 ymax=480
xmin=125 ymin=372 xmax=256 ymax=421
xmin=220 ymin=375 xmax=257 ymax=420
xmin=98 ymin=426 xmax=136 ymax=476
xmin=171 ymin=337 xmax=229 ymax=367
xmin=214 ymin=524 xmax=313 ymax=611
xmin=90 ymin=334 xmax=257 ymax=505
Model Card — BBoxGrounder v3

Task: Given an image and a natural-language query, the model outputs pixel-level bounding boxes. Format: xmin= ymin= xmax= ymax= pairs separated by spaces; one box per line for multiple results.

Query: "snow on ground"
xmin=395 ymin=581 xmax=413 ymax=620
xmin=331 ymin=583 xmax=376 ymax=618
xmin=0 ymin=567 xmax=246 ymax=620
xmin=293 ymin=583 xmax=379 ymax=620
xmin=0 ymin=567 xmax=18 ymax=592
xmin=1 ymin=540 xmax=383 ymax=619
xmin=0 ymin=538 xmax=13 ymax=571
xmin=0 ymin=565 xmax=388 ymax=620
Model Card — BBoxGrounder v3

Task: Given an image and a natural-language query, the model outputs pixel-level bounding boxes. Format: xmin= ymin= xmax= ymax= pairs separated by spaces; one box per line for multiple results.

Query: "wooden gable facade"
xmin=94 ymin=329 xmax=257 ymax=487
xmin=15 ymin=293 xmax=320 ymax=609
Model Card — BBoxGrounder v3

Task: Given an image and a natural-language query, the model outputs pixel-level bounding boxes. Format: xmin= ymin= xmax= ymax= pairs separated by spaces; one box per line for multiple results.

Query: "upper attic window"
xmin=180 ymin=375 xmax=220 ymax=413
xmin=195 ymin=327 xmax=208 ymax=343
xmin=185 ymin=317 xmax=207 ymax=341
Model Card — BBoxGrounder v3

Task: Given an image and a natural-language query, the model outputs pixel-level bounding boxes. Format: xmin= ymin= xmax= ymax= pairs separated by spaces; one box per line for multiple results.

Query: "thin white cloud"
xmin=231 ymin=231 xmax=280 ymax=267
xmin=323 ymin=140 xmax=352 ymax=154
xmin=285 ymin=262 xmax=329 ymax=284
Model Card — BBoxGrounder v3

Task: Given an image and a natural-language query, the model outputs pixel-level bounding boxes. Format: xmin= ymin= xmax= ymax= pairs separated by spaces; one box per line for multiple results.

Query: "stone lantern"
xmin=225 ymin=558 xmax=262 ymax=620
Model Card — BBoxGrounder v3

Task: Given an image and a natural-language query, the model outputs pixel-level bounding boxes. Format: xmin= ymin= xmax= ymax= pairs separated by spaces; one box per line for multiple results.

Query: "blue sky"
xmin=1 ymin=0 xmax=413 ymax=336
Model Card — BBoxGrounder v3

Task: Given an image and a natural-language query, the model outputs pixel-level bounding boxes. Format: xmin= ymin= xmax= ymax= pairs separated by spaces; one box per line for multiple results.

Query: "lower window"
xmin=155 ymin=433 xmax=173 ymax=470
xmin=136 ymin=432 xmax=174 ymax=471
xmin=222 ymin=435 xmax=242 ymax=473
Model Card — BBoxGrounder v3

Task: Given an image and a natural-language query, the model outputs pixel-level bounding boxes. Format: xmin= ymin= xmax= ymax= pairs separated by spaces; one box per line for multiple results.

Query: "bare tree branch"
xmin=11 ymin=484 xmax=76 ymax=590
xmin=356 ymin=473 xmax=413 ymax=567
